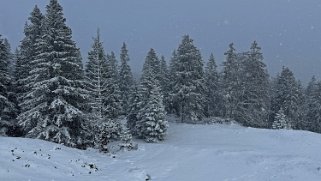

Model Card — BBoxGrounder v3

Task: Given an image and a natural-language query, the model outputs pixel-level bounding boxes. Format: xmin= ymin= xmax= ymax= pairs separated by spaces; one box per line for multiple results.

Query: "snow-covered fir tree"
xmin=222 ymin=43 xmax=243 ymax=120
xmin=94 ymin=119 xmax=122 ymax=152
xmin=105 ymin=51 xmax=122 ymax=119
xmin=302 ymin=76 xmax=317 ymax=131
xmin=142 ymin=49 xmax=162 ymax=82
xmin=0 ymin=36 xmax=17 ymax=136
xmin=159 ymin=56 xmax=169 ymax=94
xmin=15 ymin=6 xmax=44 ymax=104
xmin=272 ymin=108 xmax=290 ymax=129
xmin=169 ymin=35 xmax=205 ymax=122
xmin=159 ymin=56 xmax=170 ymax=106
xmin=126 ymin=49 xmax=161 ymax=135
xmin=118 ymin=127 xmax=137 ymax=151
xmin=136 ymin=56 xmax=168 ymax=142
xmin=85 ymin=30 xmax=108 ymax=119
xmin=167 ymin=50 xmax=178 ymax=114
xmin=17 ymin=0 xmax=91 ymax=148
xmin=127 ymin=83 xmax=141 ymax=136
xmin=3 ymin=39 xmax=15 ymax=76
xmin=236 ymin=41 xmax=270 ymax=128
xmin=85 ymin=31 xmax=124 ymax=150
xmin=136 ymin=83 xmax=168 ymax=142
xmin=270 ymin=67 xmax=304 ymax=129
xmin=303 ymin=78 xmax=321 ymax=132
xmin=204 ymin=53 xmax=223 ymax=117
xmin=119 ymin=43 xmax=134 ymax=115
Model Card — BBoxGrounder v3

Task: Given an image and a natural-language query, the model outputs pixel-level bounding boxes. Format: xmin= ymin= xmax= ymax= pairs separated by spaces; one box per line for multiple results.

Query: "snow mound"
xmin=1 ymin=123 xmax=321 ymax=180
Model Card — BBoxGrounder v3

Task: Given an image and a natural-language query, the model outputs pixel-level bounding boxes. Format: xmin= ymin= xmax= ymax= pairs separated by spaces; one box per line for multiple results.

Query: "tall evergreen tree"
xmin=159 ymin=56 xmax=170 ymax=113
xmin=270 ymin=67 xmax=303 ymax=129
xmin=85 ymin=30 xmax=108 ymax=119
xmin=127 ymin=83 xmax=141 ymax=135
xmin=159 ymin=56 xmax=169 ymax=92
xmin=169 ymin=35 xmax=205 ymax=122
xmin=0 ymin=36 xmax=16 ymax=136
xmin=105 ymin=51 xmax=122 ymax=119
xmin=142 ymin=48 xmax=162 ymax=83
xmin=16 ymin=6 xmax=44 ymax=103
xmin=136 ymin=56 xmax=167 ymax=142
xmin=204 ymin=53 xmax=222 ymax=117
xmin=236 ymin=41 xmax=270 ymax=127
xmin=222 ymin=43 xmax=242 ymax=120
xmin=119 ymin=42 xmax=134 ymax=114
xmin=167 ymin=50 xmax=178 ymax=114
xmin=3 ymin=39 xmax=15 ymax=76
xmin=17 ymin=0 xmax=91 ymax=148
xmin=85 ymin=35 xmax=125 ymax=149
xmin=139 ymin=49 xmax=161 ymax=107
xmin=136 ymin=81 xmax=167 ymax=142
xmin=303 ymin=77 xmax=321 ymax=132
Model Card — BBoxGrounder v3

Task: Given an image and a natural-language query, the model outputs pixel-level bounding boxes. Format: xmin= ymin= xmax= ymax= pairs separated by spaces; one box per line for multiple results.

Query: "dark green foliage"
xmin=119 ymin=43 xmax=134 ymax=115
xmin=222 ymin=43 xmax=242 ymax=119
xmin=17 ymin=0 xmax=91 ymax=147
xmin=85 ymin=30 xmax=108 ymax=119
xmin=169 ymin=35 xmax=205 ymax=122
xmin=270 ymin=67 xmax=304 ymax=129
xmin=236 ymin=41 xmax=270 ymax=127
xmin=303 ymin=77 xmax=321 ymax=132
xmin=136 ymin=52 xmax=168 ymax=142
xmin=0 ymin=36 xmax=17 ymax=136
xmin=204 ymin=53 xmax=223 ymax=117
xmin=105 ymin=52 xmax=122 ymax=119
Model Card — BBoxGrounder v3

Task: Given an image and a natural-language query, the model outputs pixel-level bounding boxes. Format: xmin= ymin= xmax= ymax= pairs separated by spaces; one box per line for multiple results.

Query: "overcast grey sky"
xmin=0 ymin=0 xmax=321 ymax=82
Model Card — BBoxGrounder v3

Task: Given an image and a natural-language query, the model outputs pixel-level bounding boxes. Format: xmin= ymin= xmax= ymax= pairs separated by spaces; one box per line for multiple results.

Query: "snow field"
xmin=1 ymin=123 xmax=321 ymax=181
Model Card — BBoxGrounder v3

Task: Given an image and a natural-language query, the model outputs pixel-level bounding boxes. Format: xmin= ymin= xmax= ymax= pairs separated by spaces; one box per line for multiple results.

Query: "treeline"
xmin=0 ymin=0 xmax=320 ymax=149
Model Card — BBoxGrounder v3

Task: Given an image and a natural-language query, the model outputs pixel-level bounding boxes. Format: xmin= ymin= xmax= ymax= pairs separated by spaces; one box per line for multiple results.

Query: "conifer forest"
xmin=1 ymin=0 xmax=320 ymax=147
xmin=1 ymin=1 xmax=321 ymax=180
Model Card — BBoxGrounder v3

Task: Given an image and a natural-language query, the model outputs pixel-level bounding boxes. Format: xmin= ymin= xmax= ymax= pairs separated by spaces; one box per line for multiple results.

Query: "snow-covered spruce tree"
xmin=127 ymin=83 xmax=141 ymax=136
xmin=85 ymin=30 xmax=108 ymax=148
xmin=16 ymin=6 xmax=44 ymax=105
xmin=204 ymin=53 xmax=223 ymax=117
xmin=159 ymin=56 xmax=169 ymax=93
xmin=136 ymin=55 xmax=168 ymax=142
xmin=170 ymin=35 xmax=205 ymax=122
xmin=159 ymin=55 xmax=171 ymax=113
xmin=0 ymin=36 xmax=17 ymax=136
xmin=142 ymin=49 xmax=161 ymax=81
xmin=141 ymin=49 xmax=169 ymax=97
xmin=105 ymin=51 xmax=122 ymax=119
xmin=137 ymin=84 xmax=168 ymax=142
xmin=98 ymin=51 xmax=124 ymax=150
xmin=3 ymin=39 xmax=15 ymax=76
xmin=17 ymin=0 xmax=91 ymax=148
xmin=270 ymin=67 xmax=304 ymax=129
xmin=85 ymin=31 xmax=124 ymax=150
xmin=119 ymin=42 xmax=134 ymax=115
xmin=303 ymin=79 xmax=321 ymax=133
xmin=95 ymin=119 xmax=122 ymax=152
xmin=167 ymin=50 xmax=178 ymax=114
xmin=236 ymin=41 xmax=270 ymax=128
xmin=85 ymin=30 xmax=108 ymax=119
xmin=272 ymin=108 xmax=290 ymax=129
xmin=222 ymin=43 xmax=243 ymax=120
xmin=302 ymin=76 xmax=317 ymax=131
xmin=119 ymin=127 xmax=137 ymax=151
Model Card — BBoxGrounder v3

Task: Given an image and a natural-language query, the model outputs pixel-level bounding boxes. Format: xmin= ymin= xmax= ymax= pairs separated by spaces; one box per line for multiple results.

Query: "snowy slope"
xmin=1 ymin=123 xmax=321 ymax=181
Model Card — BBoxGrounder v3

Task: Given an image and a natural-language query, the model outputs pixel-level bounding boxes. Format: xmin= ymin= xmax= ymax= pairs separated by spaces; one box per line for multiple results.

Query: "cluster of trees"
xmin=0 ymin=0 xmax=167 ymax=149
xmin=1 ymin=0 xmax=321 ymax=149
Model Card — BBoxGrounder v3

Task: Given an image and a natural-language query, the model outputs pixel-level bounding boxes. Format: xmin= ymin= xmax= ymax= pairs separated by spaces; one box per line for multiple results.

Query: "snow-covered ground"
xmin=1 ymin=123 xmax=321 ymax=181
